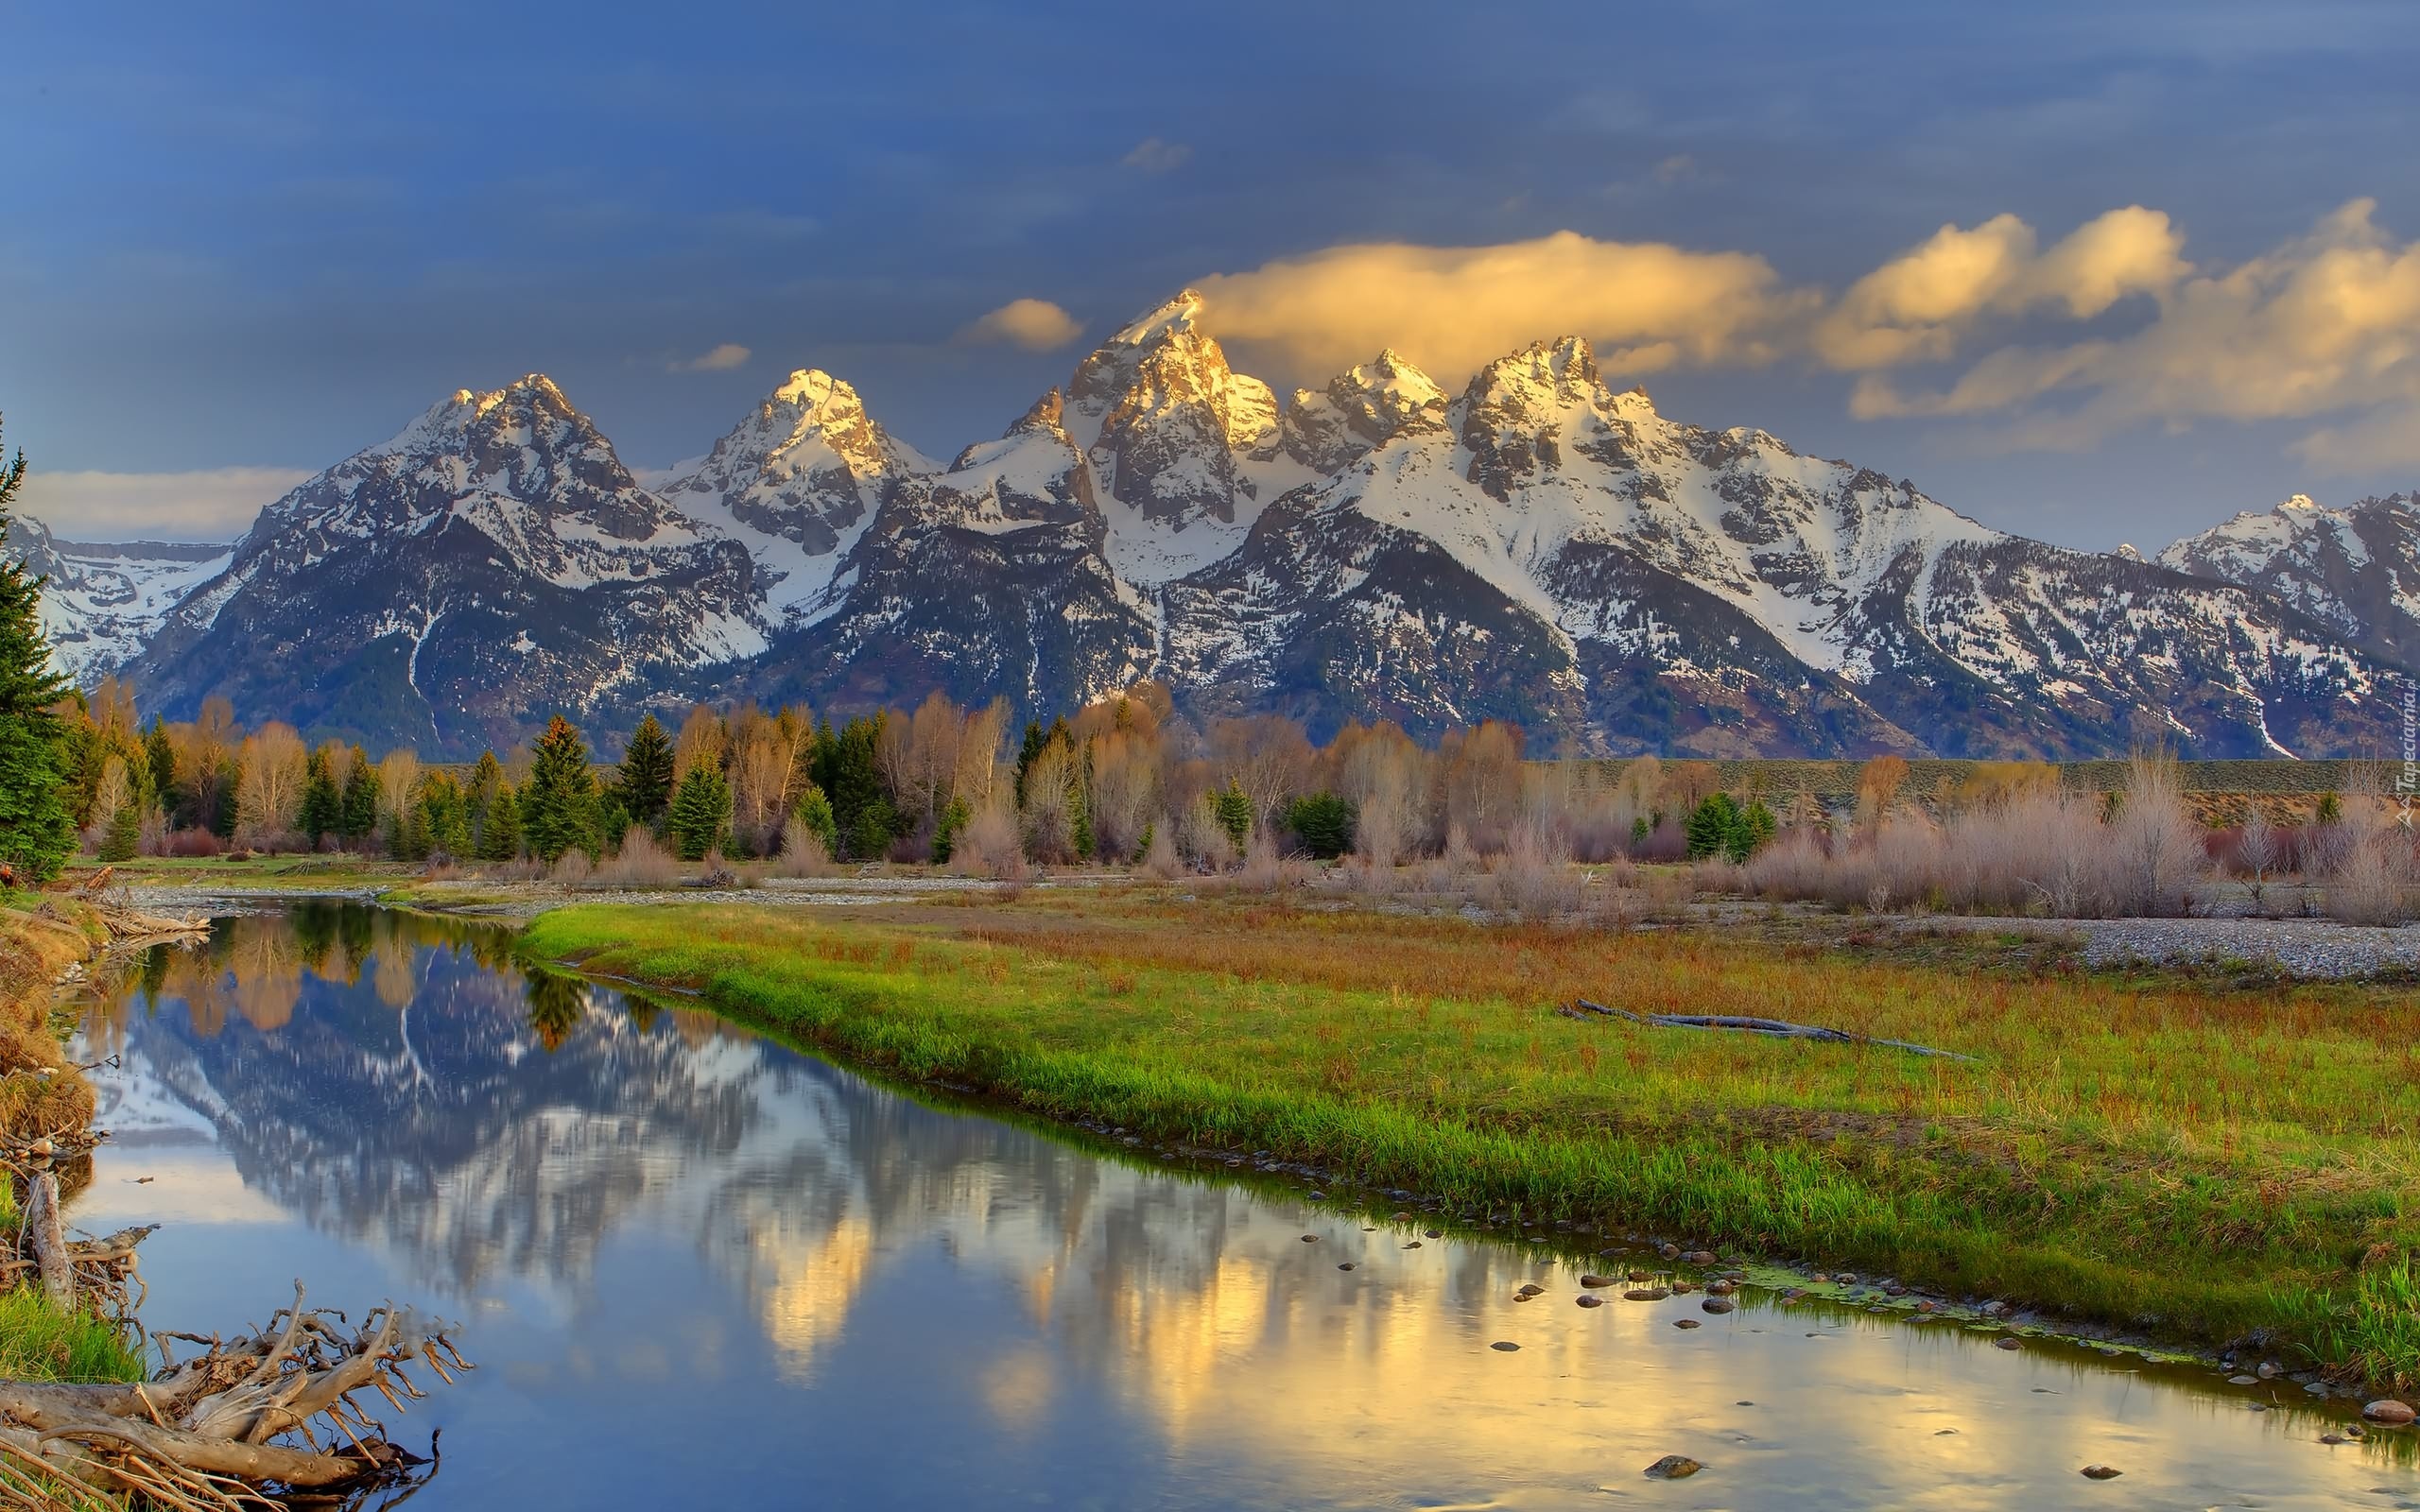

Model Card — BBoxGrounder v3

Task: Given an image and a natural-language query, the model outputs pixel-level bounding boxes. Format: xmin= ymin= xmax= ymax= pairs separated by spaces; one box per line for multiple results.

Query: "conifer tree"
xmin=339 ymin=747 xmax=380 ymax=845
xmin=299 ymin=746 xmax=340 ymax=846
xmin=479 ymin=782 xmax=523 ymax=862
xmin=0 ymin=422 xmax=75 ymax=882
xmin=667 ymin=759 xmax=732 ymax=861
xmin=520 ymin=715 xmax=600 ymax=863
xmin=819 ymin=714 xmax=891 ymax=858
xmin=614 ymin=713 xmax=677 ymax=826
xmin=1213 ymin=780 xmax=1253 ymax=851
xmin=1685 ymin=792 xmax=1743 ymax=860
xmin=144 ymin=716 xmax=178 ymax=819
xmin=790 ymin=782 xmax=839 ymax=856
xmin=1067 ymin=747 xmax=1094 ymax=859
xmin=97 ymin=798 xmax=142 ymax=863
xmin=1013 ymin=720 xmax=1046 ymax=804
xmin=417 ymin=771 xmax=473 ymax=858
xmin=930 ymin=794 xmax=970 ymax=864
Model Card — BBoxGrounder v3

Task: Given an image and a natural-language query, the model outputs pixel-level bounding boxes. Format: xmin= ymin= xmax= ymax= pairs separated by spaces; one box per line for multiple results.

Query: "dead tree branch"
xmin=1565 ymin=999 xmax=1978 ymax=1060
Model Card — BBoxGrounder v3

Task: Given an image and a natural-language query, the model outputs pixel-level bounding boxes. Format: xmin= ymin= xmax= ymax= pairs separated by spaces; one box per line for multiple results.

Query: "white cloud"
xmin=958 ymin=298 xmax=1084 ymax=351
xmin=1120 ymin=137 xmax=1192 ymax=174
xmin=1192 ymin=230 xmax=1815 ymax=384
xmin=669 ymin=342 xmax=752 ymax=373
xmin=15 ymin=466 xmax=309 ymax=541
xmin=1852 ymin=199 xmax=2420 ymax=469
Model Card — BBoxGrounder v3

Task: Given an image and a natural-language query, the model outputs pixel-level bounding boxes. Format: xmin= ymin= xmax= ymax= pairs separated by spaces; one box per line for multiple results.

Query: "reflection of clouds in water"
xmin=74 ymin=906 xmax=2418 ymax=1511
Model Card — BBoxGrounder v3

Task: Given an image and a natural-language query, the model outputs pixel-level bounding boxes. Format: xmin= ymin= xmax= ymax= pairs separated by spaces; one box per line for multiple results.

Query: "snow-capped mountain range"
xmin=18 ymin=291 xmax=2409 ymax=758
xmin=4 ymin=515 xmax=233 ymax=682
xmin=2159 ymin=493 xmax=2420 ymax=670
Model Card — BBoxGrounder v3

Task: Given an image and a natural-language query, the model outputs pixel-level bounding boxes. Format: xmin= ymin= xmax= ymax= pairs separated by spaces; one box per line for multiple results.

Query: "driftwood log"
xmin=1565 ymin=998 xmax=1977 ymax=1061
xmin=4 ymin=1128 xmax=462 ymax=1507
xmin=0 ymin=1281 xmax=466 ymax=1510
xmin=60 ymin=868 xmax=212 ymax=945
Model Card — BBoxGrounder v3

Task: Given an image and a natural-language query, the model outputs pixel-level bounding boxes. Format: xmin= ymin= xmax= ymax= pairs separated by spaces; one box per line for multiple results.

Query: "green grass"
xmin=111 ymin=855 xmax=414 ymax=888
xmin=0 ymin=1185 xmax=147 ymax=1387
xmin=0 ymin=1287 xmax=146 ymax=1385
xmin=520 ymin=893 xmax=2420 ymax=1386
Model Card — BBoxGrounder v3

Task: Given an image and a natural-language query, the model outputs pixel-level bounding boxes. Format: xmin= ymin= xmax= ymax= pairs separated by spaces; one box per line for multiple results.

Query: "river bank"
xmin=521 ymin=889 xmax=2420 ymax=1393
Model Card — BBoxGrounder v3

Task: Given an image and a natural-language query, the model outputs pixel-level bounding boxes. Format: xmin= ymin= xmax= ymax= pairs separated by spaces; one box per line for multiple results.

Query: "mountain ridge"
xmin=26 ymin=298 xmax=2406 ymax=760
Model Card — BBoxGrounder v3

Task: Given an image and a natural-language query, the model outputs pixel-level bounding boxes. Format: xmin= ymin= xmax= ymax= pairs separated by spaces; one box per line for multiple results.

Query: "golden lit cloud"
xmin=959 ymin=297 xmax=1084 ymax=351
xmin=1854 ymin=200 xmax=2420 ymax=469
xmin=1816 ymin=206 xmax=2187 ymax=369
xmin=1193 ymin=230 xmax=1815 ymax=384
xmin=670 ymin=342 xmax=752 ymax=373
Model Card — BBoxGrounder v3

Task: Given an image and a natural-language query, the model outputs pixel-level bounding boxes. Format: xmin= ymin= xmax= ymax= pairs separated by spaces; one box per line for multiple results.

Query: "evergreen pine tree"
xmin=59 ymin=707 xmax=104 ymax=831
xmin=339 ymin=747 xmax=379 ymax=846
xmin=666 ymin=759 xmax=732 ymax=861
xmin=1685 ymin=793 xmax=1743 ymax=860
xmin=418 ymin=772 xmax=473 ymax=858
xmin=614 ymin=713 xmax=677 ymax=825
xmin=1213 ymin=780 xmax=1253 ymax=851
xmin=462 ymin=749 xmax=502 ymax=849
xmin=144 ymin=716 xmax=179 ymax=820
xmin=1067 ymin=749 xmax=1094 ymax=860
xmin=1732 ymin=799 xmax=1778 ymax=862
xmin=97 ymin=799 xmax=142 ymax=863
xmin=1013 ymin=720 xmax=1046 ymax=804
xmin=930 ymin=794 xmax=971 ymax=864
xmin=822 ymin=715 xmax=890 ymax=858
xmin=521 ymin=715 xmax=600 ymax=862
xmin=791 ymin=782 xmax=839 ymax=856
xmin=1284 ymin=793 xmax=1357 ymax=859
xmin=0 ymin=424 xmax=76 ymax=883
xmin=478 ymin=782 xmax=523 ymax=862
xmin=299 ymin=747 xmax=340 ymax=846
xmin=211 ymin=757 xmax=241 ymax=840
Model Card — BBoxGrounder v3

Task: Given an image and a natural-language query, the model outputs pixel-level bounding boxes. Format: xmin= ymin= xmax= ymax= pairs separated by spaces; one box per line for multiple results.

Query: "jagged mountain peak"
xmin=654 ymin=367 xmax=930 ymax=620
xmin=375 ymin=372 xmax=598 ymax=465
xmin=1281 ymin=351 xmax=1450 ymax=472
xmin=1460 ymin=336 xmax=1608 ymax=419
xmin=1106 ymin=288 xmax=1207 ymax=348
xmin=1004 ymin=387 xmax=1070 ymax=441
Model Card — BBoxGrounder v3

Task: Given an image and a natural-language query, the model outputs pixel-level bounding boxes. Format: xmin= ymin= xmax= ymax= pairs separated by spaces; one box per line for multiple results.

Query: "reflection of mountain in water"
xmin=89 ymin=906 xmax=1337 ymax=1359
xmin=80 ymin=905 xmax=2384 ymax=1508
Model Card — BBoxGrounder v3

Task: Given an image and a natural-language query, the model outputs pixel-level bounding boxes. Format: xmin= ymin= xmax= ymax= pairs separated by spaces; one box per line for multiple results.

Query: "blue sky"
xmin=3 ymin=0 xmax=2415 ymax=549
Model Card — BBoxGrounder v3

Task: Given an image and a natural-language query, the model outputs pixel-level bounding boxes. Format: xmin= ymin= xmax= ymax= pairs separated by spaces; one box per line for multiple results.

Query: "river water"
xmin=59 ymin=902 xmax=2420 ymax=1509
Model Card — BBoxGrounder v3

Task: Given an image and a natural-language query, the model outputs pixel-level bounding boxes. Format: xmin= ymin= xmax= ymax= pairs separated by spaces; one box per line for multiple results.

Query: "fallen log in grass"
xmin=1566 ymin=999 xmax=1977 ymax=1061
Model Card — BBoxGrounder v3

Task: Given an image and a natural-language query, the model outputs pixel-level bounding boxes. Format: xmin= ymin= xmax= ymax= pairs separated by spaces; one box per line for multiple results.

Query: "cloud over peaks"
xmin=670 ymin=343 xmax=752 ymax=373
xmin=1193 ymin=231 xmax=1816 ymax=385
xmin=959 ymin=298 xmax=1084 ymax=351
xmin=1816 ymin=206 xmax=2187 ymax=369
xmin=1854 ymin=199 xmax=2420 ymax=470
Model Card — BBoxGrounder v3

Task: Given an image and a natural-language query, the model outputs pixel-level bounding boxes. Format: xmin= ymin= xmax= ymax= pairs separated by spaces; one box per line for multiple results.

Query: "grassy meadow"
xmin=522 ymin=888 xmax=2420 ymax=1385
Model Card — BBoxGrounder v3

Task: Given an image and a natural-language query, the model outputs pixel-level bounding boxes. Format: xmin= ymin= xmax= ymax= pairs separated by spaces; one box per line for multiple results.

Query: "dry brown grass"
xmin=0 ymin=904 xmax=102 ymax=1143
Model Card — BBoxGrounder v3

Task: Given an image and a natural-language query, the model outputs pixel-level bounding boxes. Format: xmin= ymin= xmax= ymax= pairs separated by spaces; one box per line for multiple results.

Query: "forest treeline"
xmin=54 ymin=670 xmax=1827 ymax=873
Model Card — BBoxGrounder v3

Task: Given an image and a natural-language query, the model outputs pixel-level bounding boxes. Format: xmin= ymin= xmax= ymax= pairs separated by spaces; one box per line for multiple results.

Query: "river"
xmin=60 ymin=902 xmax=2420 ymax=1509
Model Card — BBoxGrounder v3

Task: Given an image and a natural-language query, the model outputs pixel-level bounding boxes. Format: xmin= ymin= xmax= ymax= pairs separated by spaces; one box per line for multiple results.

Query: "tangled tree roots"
xmin=0 ymin=1281 xmax=469 ymax=1510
